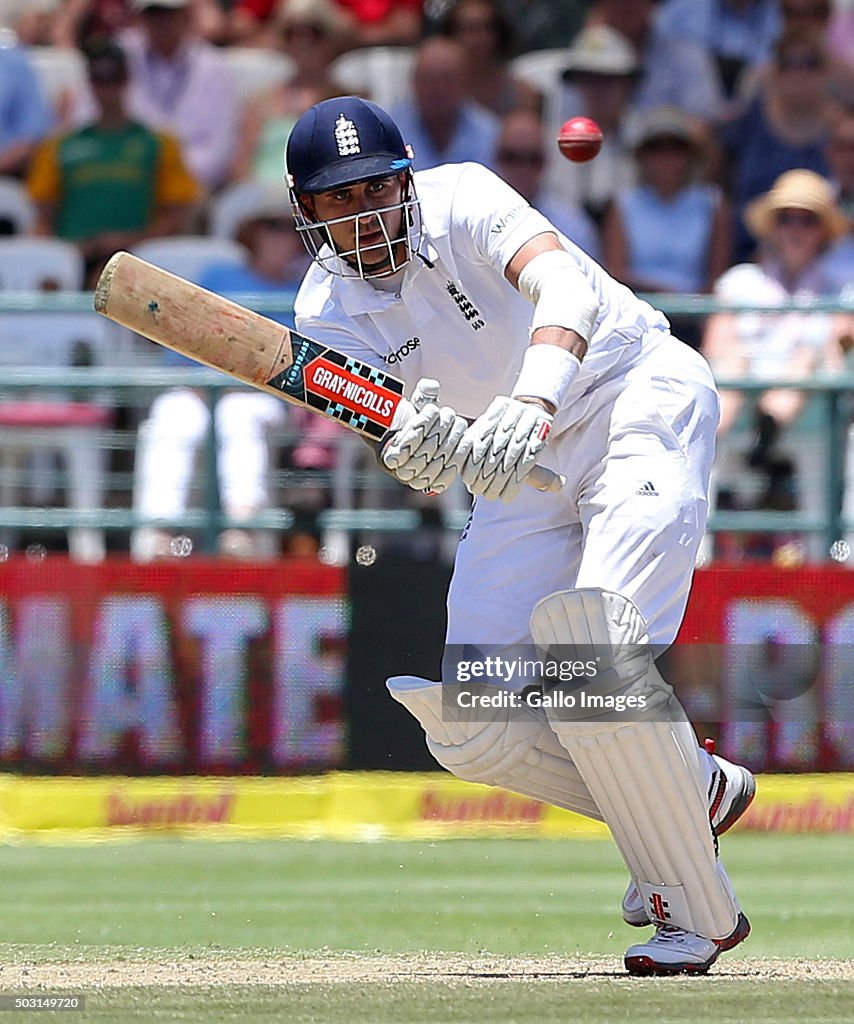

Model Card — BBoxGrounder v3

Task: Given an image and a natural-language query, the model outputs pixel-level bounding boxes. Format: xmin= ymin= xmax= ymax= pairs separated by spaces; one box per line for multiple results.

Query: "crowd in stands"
xmin=0 ymin=0 xmax=852 ymax=564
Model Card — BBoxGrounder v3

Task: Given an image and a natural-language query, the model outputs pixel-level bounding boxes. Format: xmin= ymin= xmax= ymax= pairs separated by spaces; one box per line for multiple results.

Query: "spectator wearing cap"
xmin=702 ymin=169 xmax=849 ymax=556
xmin=719 ymin=27 xmax=834 ymax=264
xmin=230 ymin=0 xmax=351 ymax=184
xmin=66 ymin=0 xmax=239 ymax=193
xmin=495 ymin=109 xmax=600 ymax=261
xmin=389 ymin=36 xmax=500 ymax=172
xmin=541 ymin=25 xmax=641 ymax=224
xmin=132 ymin=185 xmax=311 ymax=561
xmin=583 ymin=0 xmax=724 ymax=123
xmin=602 ymin=105 xmax=730 ymax=346
xmin=27 ymin=38 xmax=200 ymax=286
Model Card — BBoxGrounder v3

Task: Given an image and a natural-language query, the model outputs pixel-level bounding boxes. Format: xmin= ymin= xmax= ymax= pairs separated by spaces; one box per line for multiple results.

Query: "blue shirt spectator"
xmin=0 ymin=40 xmax=53 ymax=176
xmin=389 ymin=36 xmax=500 ymax=173
xmin=720 ymin=28 xmax=832 ymax=263
xmin=722 ymin=97 xmax=831 ymax=263
xmin=654 ymin=0 xmax=782 ymax=98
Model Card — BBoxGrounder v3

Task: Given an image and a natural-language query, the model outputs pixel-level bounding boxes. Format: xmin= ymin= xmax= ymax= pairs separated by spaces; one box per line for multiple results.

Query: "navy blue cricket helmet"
xmin=285 ymin=96 xmax=422 ymax=280
xmin=286 ymin=96 xmax=413 ymax=195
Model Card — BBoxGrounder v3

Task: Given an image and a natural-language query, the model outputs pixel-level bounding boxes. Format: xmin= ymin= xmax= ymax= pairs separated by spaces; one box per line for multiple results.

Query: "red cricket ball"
xmin=557 ymin=117 xmax=604 ymax=163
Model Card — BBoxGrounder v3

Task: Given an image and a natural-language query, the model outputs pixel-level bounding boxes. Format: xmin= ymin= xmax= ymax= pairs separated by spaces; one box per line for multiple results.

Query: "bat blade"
xmin=94 ymin=251 xmax=404 ymax=440
xmin=94 ymin=251 xmax=562 ymax=490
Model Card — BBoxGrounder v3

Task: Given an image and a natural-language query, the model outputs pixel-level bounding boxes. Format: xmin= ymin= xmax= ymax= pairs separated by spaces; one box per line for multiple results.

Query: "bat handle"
xmin=527 ymin=464 xmax=565 ymax=493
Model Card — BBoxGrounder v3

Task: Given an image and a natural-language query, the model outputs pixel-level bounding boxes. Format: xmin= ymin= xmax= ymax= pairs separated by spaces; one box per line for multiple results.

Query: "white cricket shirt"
xmin=294 ymin=162 xmax=669 ymax=429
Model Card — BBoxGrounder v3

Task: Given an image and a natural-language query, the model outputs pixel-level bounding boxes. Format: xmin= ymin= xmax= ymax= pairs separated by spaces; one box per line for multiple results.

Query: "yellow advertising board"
xmin=0 ymin=772 xmax=851 ymax=841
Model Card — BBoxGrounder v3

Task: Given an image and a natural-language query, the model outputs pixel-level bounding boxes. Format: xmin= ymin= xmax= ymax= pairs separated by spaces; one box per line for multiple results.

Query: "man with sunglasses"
xmin=495 ymin=110 xmax=600 ymax=262
xmin=286 ymin=95 xmax=754 ymax=975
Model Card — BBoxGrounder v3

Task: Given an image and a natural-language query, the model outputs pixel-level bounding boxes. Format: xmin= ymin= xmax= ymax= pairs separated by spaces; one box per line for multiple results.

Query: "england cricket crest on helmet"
xmin=334 ymin=113 xmax=361 ymax=156
xmin=285 ymin=96 xmax=422 ymax=280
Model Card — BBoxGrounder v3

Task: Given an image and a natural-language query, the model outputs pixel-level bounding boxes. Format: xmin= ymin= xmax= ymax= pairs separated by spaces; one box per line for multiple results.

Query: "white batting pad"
xmin=386 ymin=675 xmax=602 ymax=820
xmin=531 ymin=590 xmax=740 ymax=938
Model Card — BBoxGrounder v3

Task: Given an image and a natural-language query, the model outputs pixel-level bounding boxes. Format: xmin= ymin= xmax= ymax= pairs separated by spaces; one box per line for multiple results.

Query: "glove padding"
xmin=457 ymin=397 xmax=553 ymax=501
xmin=380 ymin=378 xmax=467 ymax=493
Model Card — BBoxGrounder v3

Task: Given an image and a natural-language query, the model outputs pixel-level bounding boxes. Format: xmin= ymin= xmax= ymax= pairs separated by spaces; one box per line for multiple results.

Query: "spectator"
xmin=720 ymin=27 xmax=834 ymax=264
xmin=780 ymin=0 xmax=854 ymax=109
xmin=0 ymin=0 xmax=63 ymax=44
xmin=602 ymin=105 xmax=730 ymax=345
xmin=828 ymin=0 xmax=854 ymax=67
xmin=0 ymin=30 xmax=53 ymax=177
xmin=230 ymin=0 xmax=351 ymax=184
xmin=390 ymin=36 xmax=499 ymax=172
xmin=653 ymin=0 xmax=781 ymax=109
xmin=50 ymin=0 xmax=228 ymax=47
xmin=541 ymin=25 xmax=640 ymax=224
xmin=437 ymin=0 xmax=541 ymax=116
xmin=132 ymin=186 xmax=309 ymax=561
xmin=26 ymin=39 xmax=200 ymax=286
xmin=584 ymin=0 xmax=725 ymax=123
xmin=66 ymin=0 xmax=240 ymax=193
xmin=334 ymin=0 xmax=422 ymax=47
xmin=702 ymin=169 xmax=848 ymax=556
xmin=495 ymin=109 xmax=600 ymax=260
xmin=821 ymin=105 xmax=854 ymax=294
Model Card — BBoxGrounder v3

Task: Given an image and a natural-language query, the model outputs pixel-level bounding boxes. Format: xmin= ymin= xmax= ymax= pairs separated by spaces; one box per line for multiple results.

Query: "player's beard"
xmin=342 ymin=208 xmax=406 ymax=277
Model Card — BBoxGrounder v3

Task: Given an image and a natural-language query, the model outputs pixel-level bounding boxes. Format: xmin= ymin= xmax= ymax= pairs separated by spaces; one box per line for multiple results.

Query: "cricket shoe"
xmin=624 ymin=912 xmax=751 ymax=976
xmin=621 ymin=748 xmax=756 ymax=927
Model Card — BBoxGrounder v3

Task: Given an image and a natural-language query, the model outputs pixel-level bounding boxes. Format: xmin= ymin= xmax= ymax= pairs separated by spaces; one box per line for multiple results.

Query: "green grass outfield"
xmin=0 ymin=834 xmax=851 ymax=1023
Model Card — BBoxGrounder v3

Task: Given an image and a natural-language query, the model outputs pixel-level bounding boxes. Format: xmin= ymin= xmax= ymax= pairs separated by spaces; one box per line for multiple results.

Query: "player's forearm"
xmin=510 ymin=249 xmax=598 ymax=413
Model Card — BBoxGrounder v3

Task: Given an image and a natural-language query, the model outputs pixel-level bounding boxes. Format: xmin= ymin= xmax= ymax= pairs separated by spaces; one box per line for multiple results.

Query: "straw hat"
xmin=744 ymin=169 xmax=849 ymax=240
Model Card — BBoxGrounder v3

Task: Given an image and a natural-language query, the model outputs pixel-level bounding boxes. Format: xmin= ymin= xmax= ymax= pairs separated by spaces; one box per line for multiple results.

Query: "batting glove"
xmin=457 ymin=397 xmax=553 ymax=501
xmin=379 ymin=378 xmax=467 ymax=493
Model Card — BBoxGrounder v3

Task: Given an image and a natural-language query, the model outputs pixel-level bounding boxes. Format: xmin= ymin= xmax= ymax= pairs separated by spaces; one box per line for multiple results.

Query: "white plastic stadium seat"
xmin=510 ymin=47 xmax=570 ymax=94
xmin=0 ymin=240 xmax=113 ymax=561
xmin=207 ymin=179 xmax=290 ymax=240
xmin=0 ymin=176 xmax=36 ymax=235
xmin=331 ymin=46 xmax=415 ymax=110
xmin=26 ymin=45 xmax=88 ymax=117
xmin=131 ymin=236 xmax=249 ymax=285
xmin=220 ymin=46 xmax=295 ymax=109
xmin=0 ymin=236 xmax=83 ymax=290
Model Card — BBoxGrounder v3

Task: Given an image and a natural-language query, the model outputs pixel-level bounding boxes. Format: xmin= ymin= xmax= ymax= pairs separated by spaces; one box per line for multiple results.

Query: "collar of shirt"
xmin=335 ymin=238 xmax=441 ymax=318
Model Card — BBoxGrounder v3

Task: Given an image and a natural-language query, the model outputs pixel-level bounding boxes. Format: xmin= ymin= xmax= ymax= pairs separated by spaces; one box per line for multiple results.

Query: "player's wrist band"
xmin=511 ymin=343 xmax=581 ymax=410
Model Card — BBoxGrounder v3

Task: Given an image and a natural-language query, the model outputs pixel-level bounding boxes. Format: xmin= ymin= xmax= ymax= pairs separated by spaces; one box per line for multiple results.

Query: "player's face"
xmin=306 ymin=176 xmax=407 ymax=273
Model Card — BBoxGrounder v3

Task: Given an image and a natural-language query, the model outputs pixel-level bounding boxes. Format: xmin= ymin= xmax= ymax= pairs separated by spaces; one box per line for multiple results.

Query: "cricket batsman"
xmin=285 ymin=96 xmax=755 ymax=975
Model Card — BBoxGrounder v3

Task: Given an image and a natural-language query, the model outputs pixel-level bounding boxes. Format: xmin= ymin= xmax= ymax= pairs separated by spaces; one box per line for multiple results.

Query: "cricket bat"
xmin=94 ymin=251 xmax=562 ymax=492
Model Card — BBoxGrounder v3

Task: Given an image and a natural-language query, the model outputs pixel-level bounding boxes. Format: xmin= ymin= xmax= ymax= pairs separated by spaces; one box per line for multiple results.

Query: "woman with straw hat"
xmin=702 ymin=167 xmax=850 ymax=558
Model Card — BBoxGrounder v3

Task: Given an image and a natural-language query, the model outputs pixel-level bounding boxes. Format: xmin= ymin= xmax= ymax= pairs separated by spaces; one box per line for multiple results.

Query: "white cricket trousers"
xmin=134 ymin=387 xmax=286 ymax=520
xmin=447 ymin=335 xmax=720 ymax=652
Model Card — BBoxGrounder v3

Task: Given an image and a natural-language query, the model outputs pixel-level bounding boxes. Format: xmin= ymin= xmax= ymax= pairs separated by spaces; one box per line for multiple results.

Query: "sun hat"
xmin=561 ymin=25 xmax=639 ymax=81
xmin=743 ymin=169 xmax=849 ymax=239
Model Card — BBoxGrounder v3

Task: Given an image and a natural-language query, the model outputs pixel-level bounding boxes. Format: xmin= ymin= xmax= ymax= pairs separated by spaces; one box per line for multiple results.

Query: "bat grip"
xmin=527 ymin=464 xmax=565 ymax=493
